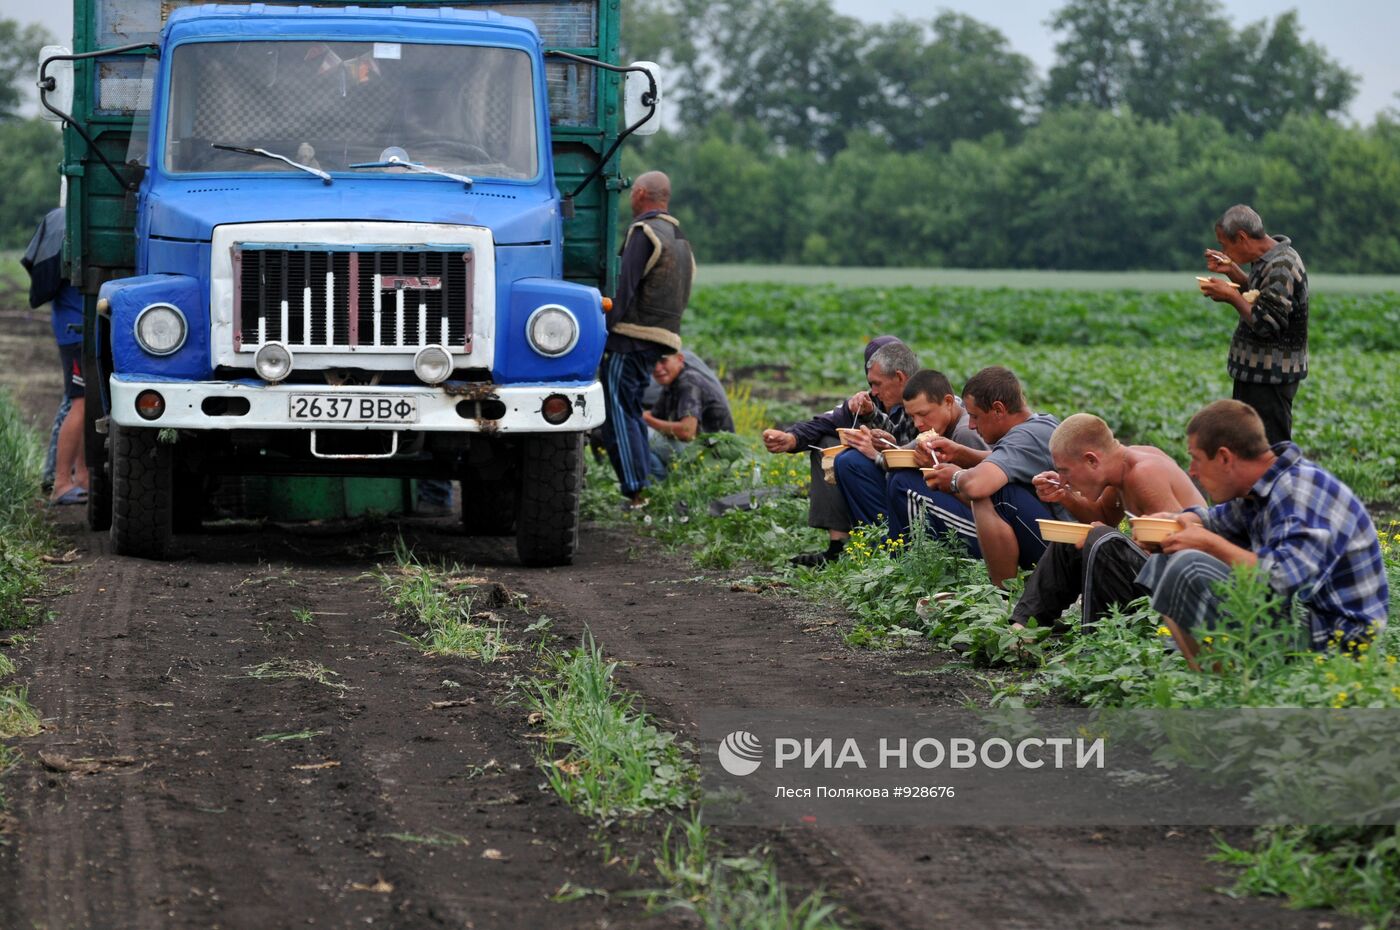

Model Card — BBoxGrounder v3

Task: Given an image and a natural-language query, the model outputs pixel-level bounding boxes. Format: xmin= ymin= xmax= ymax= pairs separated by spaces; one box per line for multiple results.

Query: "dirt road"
xmin=0 ymin=507 xmax=1352 ymax=929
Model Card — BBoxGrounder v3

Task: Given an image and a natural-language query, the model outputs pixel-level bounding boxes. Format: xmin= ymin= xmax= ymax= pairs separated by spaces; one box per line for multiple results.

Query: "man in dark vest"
xmin=599 ymin=170 xmax=696 ymax=509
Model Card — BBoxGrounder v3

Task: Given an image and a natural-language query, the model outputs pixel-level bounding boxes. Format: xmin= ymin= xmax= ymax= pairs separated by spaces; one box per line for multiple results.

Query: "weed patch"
xmin=644 ymin=812 xmax=844 ymax=930
xmin=255 ymin=729 xmax=325 ymax=742
xmin=377 ymin=540 xmax=515 ymax=661
xmin=0 ymin=687 xmax=42 ymax=739
xmin=244 ymin=659 xmax=348 ymax=692
xmin=521 ymin=632 xmax=696 ymax=821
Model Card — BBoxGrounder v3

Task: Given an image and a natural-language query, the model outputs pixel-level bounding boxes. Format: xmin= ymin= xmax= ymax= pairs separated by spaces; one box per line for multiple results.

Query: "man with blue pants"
xmin=836 ymin=366 xmax=986 ymax=533
xmin=904 ymin=366 xmax=1062 ymax=587
xmin=599 ymin=171 xmax=695 ymax=509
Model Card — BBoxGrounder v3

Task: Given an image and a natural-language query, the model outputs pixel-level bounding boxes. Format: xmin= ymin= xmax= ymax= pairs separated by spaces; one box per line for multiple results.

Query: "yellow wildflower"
xmin=1156 ymin=626 xmax=1171 ymax=637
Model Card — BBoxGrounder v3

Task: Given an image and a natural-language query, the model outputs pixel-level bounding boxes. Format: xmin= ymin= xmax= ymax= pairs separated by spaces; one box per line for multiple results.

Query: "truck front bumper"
xmin=108 ymin=377 xmax=605 ymax=433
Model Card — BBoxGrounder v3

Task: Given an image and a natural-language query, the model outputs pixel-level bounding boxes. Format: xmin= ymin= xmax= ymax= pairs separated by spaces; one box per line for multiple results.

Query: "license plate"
xmin=288 ymin=394 xmax=419 ymax=423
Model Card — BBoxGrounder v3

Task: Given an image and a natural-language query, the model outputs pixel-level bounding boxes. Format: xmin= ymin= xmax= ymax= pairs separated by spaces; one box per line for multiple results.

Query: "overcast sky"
xmin=10 ymin=0 xmax=1398 ymax=123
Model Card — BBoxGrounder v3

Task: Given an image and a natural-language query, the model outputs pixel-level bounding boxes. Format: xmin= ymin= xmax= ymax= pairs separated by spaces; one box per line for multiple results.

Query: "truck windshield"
xmin=164 ymin=41 xmax=539 ymax=180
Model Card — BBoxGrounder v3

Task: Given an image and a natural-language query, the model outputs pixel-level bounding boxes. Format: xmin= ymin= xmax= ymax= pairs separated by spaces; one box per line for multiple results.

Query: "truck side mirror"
xmin=624 ymin=61 xmax=662 ymax=137
xmin=38 ymin=46 xmax=75 ymax=122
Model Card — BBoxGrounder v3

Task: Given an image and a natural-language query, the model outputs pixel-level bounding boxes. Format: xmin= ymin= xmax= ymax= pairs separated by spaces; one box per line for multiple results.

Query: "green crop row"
xmin=587 ymin=281 xmax=1400 ymax=926
xmin=683 ymin=285 xmax=1400 ymax=505
xmin=688 ymin=283 xmax=1400 ymax=353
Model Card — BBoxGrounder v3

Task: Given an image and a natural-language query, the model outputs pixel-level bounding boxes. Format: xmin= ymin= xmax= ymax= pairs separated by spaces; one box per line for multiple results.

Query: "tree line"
xmin=0 ymin=20 xmax=62 ymax=251
xmin=3 ymin=2 xmax=1397 ymax=272
xmin=624 ymin=0 xmax=1400 ymax=272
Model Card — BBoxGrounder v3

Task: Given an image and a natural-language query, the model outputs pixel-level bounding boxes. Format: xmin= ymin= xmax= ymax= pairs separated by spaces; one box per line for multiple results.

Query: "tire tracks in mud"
xmin=414 ymin=523 xmax=1356 ymax=930
xmin=0 ymin=510 xmax=1357 ymax=929
xmin=0 ymin=516 xmax=681 ymax=930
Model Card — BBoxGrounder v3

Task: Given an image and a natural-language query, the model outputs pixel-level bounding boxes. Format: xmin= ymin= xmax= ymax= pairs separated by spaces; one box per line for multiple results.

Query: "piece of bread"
xmin=916 ymin=428 xmax=939 ymax=445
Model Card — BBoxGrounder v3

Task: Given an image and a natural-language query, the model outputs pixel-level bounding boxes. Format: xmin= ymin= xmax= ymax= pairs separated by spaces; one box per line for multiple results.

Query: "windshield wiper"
xmin=348 ymin=156 xmax=473 ymax=190
xmin=211 ymin=143 xmax=332 ymax=184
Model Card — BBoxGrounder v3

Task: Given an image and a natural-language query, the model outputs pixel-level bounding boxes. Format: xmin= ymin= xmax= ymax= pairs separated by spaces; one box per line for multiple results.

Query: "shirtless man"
xmin=1009 ymin=413 xmax=1205 ymax=629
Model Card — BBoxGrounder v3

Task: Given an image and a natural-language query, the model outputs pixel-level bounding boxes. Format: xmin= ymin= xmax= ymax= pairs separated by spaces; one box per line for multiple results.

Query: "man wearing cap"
xmin=643 ymin=348 xmax=734 ymax=478
xmin=599 ymin=170 xmax=697 ymax=510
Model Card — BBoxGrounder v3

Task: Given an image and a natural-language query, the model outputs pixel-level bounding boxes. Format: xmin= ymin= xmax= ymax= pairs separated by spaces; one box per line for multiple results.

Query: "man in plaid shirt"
xmin=1135 ymin=401 xmax=1388 ymax=665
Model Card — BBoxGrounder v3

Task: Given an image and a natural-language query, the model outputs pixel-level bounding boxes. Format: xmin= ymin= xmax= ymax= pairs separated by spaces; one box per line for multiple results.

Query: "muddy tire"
xmin=111 ymin=424 xmax=173 ymax=559
xmin=515 ymin=432 xmax=581 ymax=567
xmin=461 ymin=475 xmax=517 ymax=536
xmin=87 ymin=456 xmax=112 ymax=532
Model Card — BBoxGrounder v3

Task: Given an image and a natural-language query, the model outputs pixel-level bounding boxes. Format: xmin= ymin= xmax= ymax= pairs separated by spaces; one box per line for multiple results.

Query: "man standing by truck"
xmin=600 ymin=170 xmax=696 ymax=509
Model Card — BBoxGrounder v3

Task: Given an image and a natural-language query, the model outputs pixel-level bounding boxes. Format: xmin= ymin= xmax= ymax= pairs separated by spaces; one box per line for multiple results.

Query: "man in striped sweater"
xmin=1199 ymin=204 xmax=1309 ymax=445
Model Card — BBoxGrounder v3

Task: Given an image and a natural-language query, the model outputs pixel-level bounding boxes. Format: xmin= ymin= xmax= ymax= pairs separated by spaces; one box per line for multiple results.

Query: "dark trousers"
xmin=1011 ymin=526 xmax=1148 ymax=629
xmin=1233 ymin=379 xmax=1300 ymax=446
xmin=885 ymin=470 xmax=1052 ymax=570
xmin=833 ymin=450 xmax=888 ymax=527
xmin=806 ymin=448 xmax=852 ymax=532
xmin=600 ymin=347 xmax=665 ymax=497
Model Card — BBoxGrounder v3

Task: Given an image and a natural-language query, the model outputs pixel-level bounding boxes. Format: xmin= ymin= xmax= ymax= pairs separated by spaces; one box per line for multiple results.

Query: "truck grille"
xmin=233 ymin=247 xmax=474 ymax=352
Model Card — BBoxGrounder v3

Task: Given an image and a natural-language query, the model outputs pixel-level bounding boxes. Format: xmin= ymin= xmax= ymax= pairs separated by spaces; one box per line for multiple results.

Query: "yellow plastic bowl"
xmin=1036 ymin=519 xmax=1093 ymax=545
xmin=821 ymin=444 xmax=848 ymax=458
xmin=1130 ymin=516 xmax=1182 ymax=543
xmin=882 ymin=449 xmax=918 ymax=469
xmin=836 ymin=427 xmax=865 ymax=444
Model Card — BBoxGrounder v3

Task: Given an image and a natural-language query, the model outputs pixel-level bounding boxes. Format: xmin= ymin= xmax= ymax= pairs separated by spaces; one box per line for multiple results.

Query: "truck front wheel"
xmin=515 ymin=433 xmax=582 ymax=567
xmin=111 ymin=424 xmax=173 ymax=559
xmin=87 ymin=455 xmax=112 ymax=532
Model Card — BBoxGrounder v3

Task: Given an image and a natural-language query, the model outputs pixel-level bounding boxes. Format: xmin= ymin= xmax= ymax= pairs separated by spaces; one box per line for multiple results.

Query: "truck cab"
xmin=42 ymin=1 xmax=658 ymax=565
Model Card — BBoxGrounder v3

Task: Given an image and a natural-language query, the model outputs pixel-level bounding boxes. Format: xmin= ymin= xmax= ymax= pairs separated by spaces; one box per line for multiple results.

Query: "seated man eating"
xmin=902 ymin=366 xmax=1061 ymax=586
xmin=643 ymin=348 xmax=735 ymax=478
xmin=1132 ymin=400 xmax=1389 ymax=667
xmin=761 ymin=337 xmax=915 ymax=566
xmin=835 ymin=368 xmax=986 ymax=531
xmin=1010 ymin=413 xmax=1205 ymax=629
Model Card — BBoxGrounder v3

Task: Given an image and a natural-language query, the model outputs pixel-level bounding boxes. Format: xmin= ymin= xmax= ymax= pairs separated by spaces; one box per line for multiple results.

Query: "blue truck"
xmin=39 ymin=0 xmax=659 ymax=565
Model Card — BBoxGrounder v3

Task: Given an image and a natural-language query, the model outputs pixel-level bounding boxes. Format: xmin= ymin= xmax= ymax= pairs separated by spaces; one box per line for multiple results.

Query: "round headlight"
xmin=526 ymin=305 xmax=579 ymax=357
xmin=135 ymin=303 xmax=187 ymax=356
xmin=254 ymin=342 xmax=293 ymax=383
xmin=413 ymin=345 xmax=453 ymax=385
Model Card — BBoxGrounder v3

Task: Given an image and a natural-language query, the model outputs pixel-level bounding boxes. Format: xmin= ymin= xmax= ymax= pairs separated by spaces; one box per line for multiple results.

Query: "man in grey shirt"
xmin=907 ymin=366 xmax=1062 ymax=586
xmin=840 ymin=369 xmax=986 ymax=532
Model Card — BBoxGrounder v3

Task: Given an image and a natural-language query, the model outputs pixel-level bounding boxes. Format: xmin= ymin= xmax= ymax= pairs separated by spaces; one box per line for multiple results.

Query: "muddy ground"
xmin=0 ymin=315 xmax=1352 ymax=929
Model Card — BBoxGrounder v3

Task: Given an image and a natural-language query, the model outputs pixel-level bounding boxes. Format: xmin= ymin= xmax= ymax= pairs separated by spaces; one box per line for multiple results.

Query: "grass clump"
xmin=255 ymin=729 xmax=325 ymax=742
xmin=0 ymin=392 xmax=49 ymax=629
xmin=244 ymin=658 xmax=348 ymax=692
xmin=1214 ymin=826 xmax=1400 ymax=929
xmin=377 ymin=540 xmax=515 ymax=662
xmin=0 ymin=687 xmax=42 ymax=739
xmin=522 ymin=631 xmax=695 ymax=821
xmin=645 ymin=812 xmax=845 ymax=930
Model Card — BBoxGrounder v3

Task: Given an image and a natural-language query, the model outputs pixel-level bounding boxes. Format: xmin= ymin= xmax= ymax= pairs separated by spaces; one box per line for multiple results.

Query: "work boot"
xmin=790 ymin=538 xmax=845 ymax=567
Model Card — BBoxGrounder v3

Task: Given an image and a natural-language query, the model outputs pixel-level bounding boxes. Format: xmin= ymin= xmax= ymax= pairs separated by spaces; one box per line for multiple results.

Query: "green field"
xmin=701 ymin=264 xmax=1400 ymax=294
xmin=684 ymin=282 xmax=1400 ymax=506
xmin=583 ymin=278 xmax=1400 ymax=929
